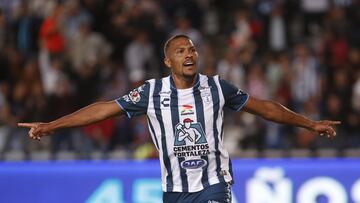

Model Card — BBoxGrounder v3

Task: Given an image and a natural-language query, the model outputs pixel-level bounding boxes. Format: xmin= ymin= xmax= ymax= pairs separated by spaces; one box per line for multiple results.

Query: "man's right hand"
xmin=17 ymin=101 xmax=124 ymax=141
xmin=18 ymin=122 xmax=53 ymax=141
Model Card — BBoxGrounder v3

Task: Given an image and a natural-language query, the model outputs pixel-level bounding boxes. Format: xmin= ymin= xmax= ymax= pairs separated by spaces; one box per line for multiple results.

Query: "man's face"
xmin=184 ymin=122 xmax=191 ymax=129
xmin=165 ymin=38 xmax=199 ymax=79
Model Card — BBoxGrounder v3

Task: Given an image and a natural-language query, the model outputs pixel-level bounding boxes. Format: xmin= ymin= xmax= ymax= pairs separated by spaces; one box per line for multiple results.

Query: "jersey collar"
xmin=170 ymin=73 xmax=200 ymax=91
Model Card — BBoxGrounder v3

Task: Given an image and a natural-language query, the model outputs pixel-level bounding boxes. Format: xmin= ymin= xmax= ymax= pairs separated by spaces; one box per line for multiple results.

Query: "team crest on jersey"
xmin=199 ymin=85 xmax=212 ymax=104
xmin=202 ymin=92 xmax=212 ymax=104
xmin=174 ymin=118 xmax=207 ymax=146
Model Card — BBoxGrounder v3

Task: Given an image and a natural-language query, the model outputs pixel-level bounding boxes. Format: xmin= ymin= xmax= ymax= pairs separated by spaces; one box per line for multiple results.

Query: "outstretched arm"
xmin=243 ymin=97 xmax=341 ymax=137
xmin=18 ymin=101 xmax=124 ymax=140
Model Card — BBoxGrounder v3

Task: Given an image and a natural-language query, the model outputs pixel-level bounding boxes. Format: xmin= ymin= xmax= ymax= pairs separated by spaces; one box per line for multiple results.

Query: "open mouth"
xmin=183 ymin=59 xmax=195 ymax=67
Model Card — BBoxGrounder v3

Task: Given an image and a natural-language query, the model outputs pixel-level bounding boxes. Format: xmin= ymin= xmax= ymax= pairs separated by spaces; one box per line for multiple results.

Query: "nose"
xmin=185 ymin=50 xmax=193 ymax=58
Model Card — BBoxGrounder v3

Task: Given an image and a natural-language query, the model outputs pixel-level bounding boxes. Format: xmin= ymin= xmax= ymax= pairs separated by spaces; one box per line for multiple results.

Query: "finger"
xmin=18 ymin=123 xmax=37 ymax=128
xmin=29 ymin=132 xmax=40 ymax=140
xmin=327 ymin=126 xmax=335 ymax=135
xmin=325 ymin=121 xmax=342 ymax=125
xmin=330 ymin=128 xmax=336 ymax=137
xmin=29 ymin=128 xmax=37 ymax=137
xmin=33 ymin=128 xmax=42 ymax=137
xmin=28 ymin=128 xmax=34 ymax=137
xmin=29 ymin=132 xmax=37 ymax=140
xmin=326 ymin=128 xmax=336 ymax=138
xmin=32 ymin=136 xmax=40 ymax=141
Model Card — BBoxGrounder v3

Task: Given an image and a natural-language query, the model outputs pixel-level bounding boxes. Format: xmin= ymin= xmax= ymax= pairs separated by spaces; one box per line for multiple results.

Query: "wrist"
xmin=47 ymin=121 xmax=59 ymax=132
xmin=306 ymin=120 xmax=317 ymax=131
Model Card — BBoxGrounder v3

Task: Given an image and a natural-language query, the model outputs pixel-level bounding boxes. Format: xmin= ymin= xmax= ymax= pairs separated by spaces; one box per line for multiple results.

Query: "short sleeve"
xmin=115 ymin=82 xmax=150 ymax=118
xmin=219 ymin=79 xmax=249 ymax=111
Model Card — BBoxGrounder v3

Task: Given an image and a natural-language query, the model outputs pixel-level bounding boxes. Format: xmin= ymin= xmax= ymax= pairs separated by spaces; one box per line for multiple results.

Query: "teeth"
xmin=184 ymin=61 xmax=194 ymax=65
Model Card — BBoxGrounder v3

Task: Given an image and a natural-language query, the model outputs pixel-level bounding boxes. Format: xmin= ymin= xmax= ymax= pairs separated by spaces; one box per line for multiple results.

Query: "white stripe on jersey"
xmin=160 ymin=77 xmax=183 ymax=192
xmin=176 ymin=79 xmax=203 ymax=192
xmin=146 ymin=79 xmax=169 ymax=191
xmin=199 ymin=74 xmax=220 ymax=186
xmin=214 ymin=75 xmax=232 ymax=183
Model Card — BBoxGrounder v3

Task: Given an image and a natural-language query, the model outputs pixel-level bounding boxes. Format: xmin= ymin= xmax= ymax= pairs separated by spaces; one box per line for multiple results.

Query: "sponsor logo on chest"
xmin=181 ymin=159 xmax=207 ymax=169
xmin=180 ymin=104 xmax=194 ymax=115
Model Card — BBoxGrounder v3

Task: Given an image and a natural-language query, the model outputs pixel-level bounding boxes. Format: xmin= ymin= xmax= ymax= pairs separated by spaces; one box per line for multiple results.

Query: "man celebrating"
xmin=19 ymin=35 xmax=340 ymax=203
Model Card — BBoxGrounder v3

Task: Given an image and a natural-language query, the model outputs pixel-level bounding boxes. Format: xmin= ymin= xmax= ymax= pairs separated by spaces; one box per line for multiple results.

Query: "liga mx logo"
xmin=174 ymin=118 xmax=207 ymax=146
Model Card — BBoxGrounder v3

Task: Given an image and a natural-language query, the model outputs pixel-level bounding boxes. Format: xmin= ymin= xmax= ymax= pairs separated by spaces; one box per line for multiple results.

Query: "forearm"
xmin=260 ymin=101 xmax=315 ymax=130
xmin=244 ymin=97 xmax=316 ymax=131
xmin=46 ymin=101 xmax=122 ymax=131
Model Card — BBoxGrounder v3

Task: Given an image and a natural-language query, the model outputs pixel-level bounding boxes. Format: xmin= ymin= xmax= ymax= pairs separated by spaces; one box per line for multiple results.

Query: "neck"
xmin=171 ymin=73 xmax=198 ymax=89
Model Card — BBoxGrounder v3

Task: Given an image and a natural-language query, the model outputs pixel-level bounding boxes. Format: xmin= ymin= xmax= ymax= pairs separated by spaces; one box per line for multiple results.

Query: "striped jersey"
xmin=116 ymin=73 xmax=249 ymax=192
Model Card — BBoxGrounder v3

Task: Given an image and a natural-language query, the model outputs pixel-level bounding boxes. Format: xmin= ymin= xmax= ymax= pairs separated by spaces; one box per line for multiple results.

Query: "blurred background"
xmin=0 ymin=1 xmax=359 ymax=203
xmin=0 ymin=0 xmax=359 ymax=161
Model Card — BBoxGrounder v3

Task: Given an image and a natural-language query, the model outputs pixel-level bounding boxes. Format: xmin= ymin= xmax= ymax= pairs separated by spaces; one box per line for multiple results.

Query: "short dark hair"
xmin=163 ymin=34 xmax=191 ymax=57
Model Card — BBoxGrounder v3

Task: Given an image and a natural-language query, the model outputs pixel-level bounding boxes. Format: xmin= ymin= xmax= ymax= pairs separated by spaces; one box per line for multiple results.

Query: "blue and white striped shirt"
xmin=116 ymin=74 xmax=249 ymax=192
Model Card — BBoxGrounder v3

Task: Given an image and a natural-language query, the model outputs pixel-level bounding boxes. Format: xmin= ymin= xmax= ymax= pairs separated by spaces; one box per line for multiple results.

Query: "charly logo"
xmin=174 ymin=118 xmax=207 ymax=146
xmin=159 ymin=90 xmax=171 ymax=107
xmin=161 ymin=98 xmax=170 ymax=107
xmin=181 ymin=159 xmax=207 ymax=169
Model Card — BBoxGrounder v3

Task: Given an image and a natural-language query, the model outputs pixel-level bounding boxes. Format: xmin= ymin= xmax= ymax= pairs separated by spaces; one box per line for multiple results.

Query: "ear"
xmin=164 ymin=57 xmax=171 ymax=68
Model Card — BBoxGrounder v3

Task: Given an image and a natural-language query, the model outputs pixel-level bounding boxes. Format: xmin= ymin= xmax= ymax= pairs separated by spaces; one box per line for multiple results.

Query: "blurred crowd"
xmin=0 ymin=0 xmax=359 ymax=160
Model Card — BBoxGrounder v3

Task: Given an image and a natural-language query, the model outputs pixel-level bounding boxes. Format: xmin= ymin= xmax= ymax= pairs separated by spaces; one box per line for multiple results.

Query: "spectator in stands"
xmin=217 ymin=48 xmax=245 ymax=89
xmin=39 ymin=2 xmax=65 ymax=57
xmin=125 ymin=31 xmax=157 ymax=87
xmin=290 ymin=43 xmax=320 ymax=112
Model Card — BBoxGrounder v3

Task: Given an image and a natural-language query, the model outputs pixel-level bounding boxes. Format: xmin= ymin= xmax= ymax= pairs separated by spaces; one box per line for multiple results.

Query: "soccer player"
xmin=18 ymin=35 xmax=340 ymax=203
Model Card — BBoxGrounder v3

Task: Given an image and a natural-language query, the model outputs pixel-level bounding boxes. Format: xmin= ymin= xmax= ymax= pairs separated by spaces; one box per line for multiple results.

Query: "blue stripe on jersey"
xmin=220 ymin=121 xmax=233 ymax=179
xmin=208 ymin=77 xmax=226 ymax=183
xmin=170 ymin=87 xmax=189 ymax=192
xmin=220 ymin=119 xmax=225 ymax=140
xmin=229 ymin=158 xmax=233 ymax=182
xmin=153 ymin=79 xmax=173 ymax=191
xmin=193 ymin=81 xmax=209 ymax=188
xmin=147 ymin=116 xmax=160 ymax=150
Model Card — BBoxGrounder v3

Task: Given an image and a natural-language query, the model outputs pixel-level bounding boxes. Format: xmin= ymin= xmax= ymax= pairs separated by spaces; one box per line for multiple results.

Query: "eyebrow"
xmin=174 ymin=45 xmax=196 ymax=51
